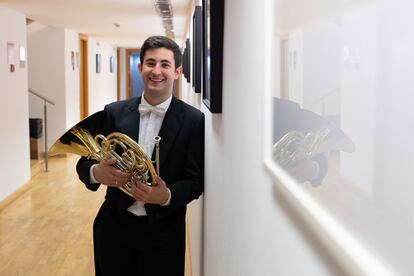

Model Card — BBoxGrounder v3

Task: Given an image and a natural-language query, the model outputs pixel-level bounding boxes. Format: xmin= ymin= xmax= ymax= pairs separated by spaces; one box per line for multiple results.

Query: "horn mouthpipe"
xmin=154 ymin=136 xmax=161 ymax=175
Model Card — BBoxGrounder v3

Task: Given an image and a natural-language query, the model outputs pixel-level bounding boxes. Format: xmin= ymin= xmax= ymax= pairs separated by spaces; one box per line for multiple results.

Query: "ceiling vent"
xmin=154 ymin=0 xmax=175 ymax=39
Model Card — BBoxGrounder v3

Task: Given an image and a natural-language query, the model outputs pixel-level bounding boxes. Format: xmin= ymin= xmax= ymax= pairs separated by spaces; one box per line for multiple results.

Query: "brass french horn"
xmin=272 ymin=125 xmax=355 ymax=170
xmin=49 ymin=111 xmax=160 ymax=197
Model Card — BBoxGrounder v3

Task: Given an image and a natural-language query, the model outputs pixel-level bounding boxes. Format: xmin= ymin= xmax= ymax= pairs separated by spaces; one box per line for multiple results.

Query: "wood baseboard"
xmin=0 ymin=158 xmax=47 ymax=212
xmin=0 ymin=180 xmax=32 ymax=212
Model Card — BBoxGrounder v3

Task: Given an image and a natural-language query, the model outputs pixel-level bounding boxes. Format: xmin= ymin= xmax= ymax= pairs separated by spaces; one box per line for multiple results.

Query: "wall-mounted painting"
xmin=96 ymin=54 xmax=101 ymax=73
xmin=71 ymin=51 xmax=75 ymax=70
xmin=202 ymin=0 xmax=224 ymax=113
xmin=110 ymin=56 xmax=115 ymax=73
xmin=7 ymin=41 xmax=16 ymax=72
xmin=182 ymin=38 xmax=191 ymax=83
xmin=192 ymin=6 xmax=203 ymax=93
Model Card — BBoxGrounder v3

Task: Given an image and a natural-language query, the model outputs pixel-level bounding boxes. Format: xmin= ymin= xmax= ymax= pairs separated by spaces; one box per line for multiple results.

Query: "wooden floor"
xmin=0 ymin=155 xmax=192 ymax=276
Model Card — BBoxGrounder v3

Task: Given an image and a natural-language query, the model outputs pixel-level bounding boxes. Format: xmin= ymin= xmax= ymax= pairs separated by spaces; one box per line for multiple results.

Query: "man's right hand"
xmin=287 ymin=159 xmax=320 ymax=184
xmin=93 ymin=158 xmax=130 ymax=187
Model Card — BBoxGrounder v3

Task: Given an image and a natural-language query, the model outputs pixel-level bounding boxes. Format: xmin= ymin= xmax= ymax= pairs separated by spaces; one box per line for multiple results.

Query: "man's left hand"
xmin=130 ymin=175 xmax=169 ymax=205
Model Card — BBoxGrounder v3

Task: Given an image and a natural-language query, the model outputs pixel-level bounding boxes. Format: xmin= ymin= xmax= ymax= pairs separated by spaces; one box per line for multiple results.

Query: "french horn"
xmin=49 ymin=111 xmax=160 ymax=197
xmin=272 ymin=125 xmax=355 ymax=170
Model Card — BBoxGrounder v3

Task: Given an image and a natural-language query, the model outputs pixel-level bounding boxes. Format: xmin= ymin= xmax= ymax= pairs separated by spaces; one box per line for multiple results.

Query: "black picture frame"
xmin=192 ymin=6 xmax=203 ymax=93
xmin=182 ymin=38 xmax=191 ymax=83
xmin=109 ymin=56 xmax=115 ymax=73
xmin=202 ymin=0 xmax=224 ymax=113
xmin=96 ymin=54 xmax=101 ymax=73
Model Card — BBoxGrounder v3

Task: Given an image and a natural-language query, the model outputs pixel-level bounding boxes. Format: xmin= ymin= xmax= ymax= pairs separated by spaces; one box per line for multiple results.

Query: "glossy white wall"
xmin=265 ymin=0 xmax=414 ymax=275
xmin=202 ymin=0 xmax=340 ymax=275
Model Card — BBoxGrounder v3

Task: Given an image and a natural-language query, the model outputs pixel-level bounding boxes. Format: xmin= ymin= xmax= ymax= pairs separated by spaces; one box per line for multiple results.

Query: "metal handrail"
xmin=28 ymin=89 xmax=55 ymax=172
xmin=29 ymin=89 xmax=55 ymax=105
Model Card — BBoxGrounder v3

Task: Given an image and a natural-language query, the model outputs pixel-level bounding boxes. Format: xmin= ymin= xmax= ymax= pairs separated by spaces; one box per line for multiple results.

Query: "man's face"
xmin=139 ymin=47 xmax=182 ymax=101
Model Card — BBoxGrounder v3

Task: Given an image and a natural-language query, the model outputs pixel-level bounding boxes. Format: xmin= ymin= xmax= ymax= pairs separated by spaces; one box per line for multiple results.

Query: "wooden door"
xmin=79 ymin=34 xmax=88 ymax=119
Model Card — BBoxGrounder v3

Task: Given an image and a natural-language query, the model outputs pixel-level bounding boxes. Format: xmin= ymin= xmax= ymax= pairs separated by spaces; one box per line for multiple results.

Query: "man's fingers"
xmin=101 ymin=157 xmax=117 ymax=165
xmin=136 ymin=181 xmax=151 ymax=193
xmin=153 ymin=175 xmax=166 ymax=187
xmin=113 ymin=170 xmax=129 ymax=180
xmin=131 ymin=183 xmax=148 ymax=201
xmin=99 ymin=158 xmax=130 ymax=182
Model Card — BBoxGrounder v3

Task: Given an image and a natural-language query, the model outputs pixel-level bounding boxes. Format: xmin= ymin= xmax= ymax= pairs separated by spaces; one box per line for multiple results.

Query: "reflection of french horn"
xmin=49 ymin=112 xmax=160 ymax=198
xmin=272 ymin=126 xmax=354 ymax=170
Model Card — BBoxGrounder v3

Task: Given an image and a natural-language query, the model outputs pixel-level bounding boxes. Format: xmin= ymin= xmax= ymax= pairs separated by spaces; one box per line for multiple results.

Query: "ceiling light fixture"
xmin=154 ymin=0 xmax=175 ymax=39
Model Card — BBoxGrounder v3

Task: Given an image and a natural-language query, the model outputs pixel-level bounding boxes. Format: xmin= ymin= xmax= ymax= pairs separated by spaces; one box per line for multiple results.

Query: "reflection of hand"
xmin=130 ymin=175 xmax=169 ymax=205
xmin=93 ymin=158 xmax=129 ymax=187
xmin=287 ymin=159 xmax=319 ymax=183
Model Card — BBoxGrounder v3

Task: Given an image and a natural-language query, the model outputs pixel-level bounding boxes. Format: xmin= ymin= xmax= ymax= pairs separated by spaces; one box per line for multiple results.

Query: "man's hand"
xmin=287 ymin=159 xmax=319 ymax=183
xmin=130 ymin=175 xmax=169 ymax=205
xmin=93 ymin=158 xmax=130 ymax=187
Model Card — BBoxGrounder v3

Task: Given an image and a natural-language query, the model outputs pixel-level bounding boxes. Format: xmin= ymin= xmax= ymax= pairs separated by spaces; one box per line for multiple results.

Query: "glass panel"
xmin=270 ymin=0 xmax=414 ymax=274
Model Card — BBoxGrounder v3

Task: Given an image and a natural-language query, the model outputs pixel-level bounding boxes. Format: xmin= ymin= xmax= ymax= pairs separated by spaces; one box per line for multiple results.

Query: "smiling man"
xmin=138 ymin=47 xmax=180 ymax=105
xmin=76 ymin=36 xmax=205 ymax=276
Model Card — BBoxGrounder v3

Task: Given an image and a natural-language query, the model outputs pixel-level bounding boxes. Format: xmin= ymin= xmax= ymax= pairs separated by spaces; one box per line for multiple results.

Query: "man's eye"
xmin=162 ymin=63 xmax=170 ymax=68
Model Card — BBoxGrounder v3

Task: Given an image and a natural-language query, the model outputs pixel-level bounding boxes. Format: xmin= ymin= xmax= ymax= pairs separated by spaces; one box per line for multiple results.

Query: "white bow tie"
xmin=138 ymin=104 xmax=166 ymax=116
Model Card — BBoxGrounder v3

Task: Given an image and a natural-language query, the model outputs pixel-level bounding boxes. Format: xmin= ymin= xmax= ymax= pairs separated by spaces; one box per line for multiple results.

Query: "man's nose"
xmin=152 ymin=64 xmax=162 ymax=74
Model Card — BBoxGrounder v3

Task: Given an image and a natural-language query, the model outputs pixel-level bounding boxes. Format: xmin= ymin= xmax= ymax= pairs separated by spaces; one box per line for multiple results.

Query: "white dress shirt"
xmin=127 ymin=94 xmax=172 ymax=216
xmin=90 ymin=93 xmax=172 ymax=216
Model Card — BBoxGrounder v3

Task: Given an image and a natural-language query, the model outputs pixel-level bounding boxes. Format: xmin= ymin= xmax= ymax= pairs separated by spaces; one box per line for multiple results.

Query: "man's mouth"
xmin=149 ymin=77 xmax=164 ymax=84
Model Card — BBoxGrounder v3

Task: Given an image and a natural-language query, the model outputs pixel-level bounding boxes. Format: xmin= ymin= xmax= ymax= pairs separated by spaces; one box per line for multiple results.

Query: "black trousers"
xmin=93 ymin=200 xmax=185 ymax=276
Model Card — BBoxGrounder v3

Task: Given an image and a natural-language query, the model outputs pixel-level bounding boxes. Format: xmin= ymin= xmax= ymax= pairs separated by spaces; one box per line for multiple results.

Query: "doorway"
xmin=126 ymin=49 xmax=144 ymax=99
xmin=79 ymin=34 xmax=88 ymax=119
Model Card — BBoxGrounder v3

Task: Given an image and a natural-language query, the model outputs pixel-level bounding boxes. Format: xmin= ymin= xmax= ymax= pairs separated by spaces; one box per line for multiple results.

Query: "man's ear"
xmin=175 ymin=66 xmax=183 ymax=79
xmin=138 ymin=63 xmax=142 ymax=72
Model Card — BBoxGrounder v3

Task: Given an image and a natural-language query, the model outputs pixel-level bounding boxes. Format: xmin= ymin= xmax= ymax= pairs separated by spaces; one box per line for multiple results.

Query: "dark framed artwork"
xmin=202 ymin=0 xmax=224 ymax=113
xmin=192 ymin=6 xmax=203 ymax=93
xmin=96 ymin=54 xmax=101 ymax=73
xmin=71 ymin=51 xmax=75 ymax=70
xmin=109 ymin=56 xmax=115 ymax=73
xmin=182 ymin=38 xmax=191 ymax=83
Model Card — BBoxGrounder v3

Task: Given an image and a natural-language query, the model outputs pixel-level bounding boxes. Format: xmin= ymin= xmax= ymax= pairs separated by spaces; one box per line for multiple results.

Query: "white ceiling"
xmin=0 ymin=0 xmax=193 ymax=47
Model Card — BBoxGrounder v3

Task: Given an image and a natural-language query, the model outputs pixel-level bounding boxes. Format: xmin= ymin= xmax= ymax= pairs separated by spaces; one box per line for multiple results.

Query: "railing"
xmin=312 ymin=86 xmax=341 ymax=116
xmin=28 ymin=89 xmax=55 ymax=171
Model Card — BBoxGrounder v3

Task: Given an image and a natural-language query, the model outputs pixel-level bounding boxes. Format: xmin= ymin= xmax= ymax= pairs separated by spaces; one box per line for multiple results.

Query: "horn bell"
xmin=49 ymin=111 xmax=158 ymax=197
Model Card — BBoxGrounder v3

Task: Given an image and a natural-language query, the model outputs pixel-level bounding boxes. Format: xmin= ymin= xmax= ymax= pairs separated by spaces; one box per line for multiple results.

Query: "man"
xmin=76 ymin=36 xmax=204 ymax=276
xmin=272 ymin=97 xmax=328 ymax=186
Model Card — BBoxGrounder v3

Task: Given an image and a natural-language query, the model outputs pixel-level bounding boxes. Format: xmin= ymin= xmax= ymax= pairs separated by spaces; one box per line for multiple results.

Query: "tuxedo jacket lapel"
xmin=122 ymin=96 xmax=183 ymax=173
xmin=153 ymin=97 xmax=184 ymax=172
xmin=122 ymin=96 xmax=141 ymax=143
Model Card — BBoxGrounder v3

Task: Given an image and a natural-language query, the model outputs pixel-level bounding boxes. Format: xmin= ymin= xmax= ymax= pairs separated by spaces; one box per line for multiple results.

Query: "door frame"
xmin=124 ymin=48 xmax=181 ymax=99
xmin=125 ymin=48 xmax=140 ymax=99
xmin=79 ymin=34 xmax=88 ymax=119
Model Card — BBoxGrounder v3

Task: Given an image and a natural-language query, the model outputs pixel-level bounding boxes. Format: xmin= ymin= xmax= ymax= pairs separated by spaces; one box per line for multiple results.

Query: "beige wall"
xmin=64 ymin=29 xmax=81 ymax=129
xmin=0 ymin=7 xmax=30 ymax=201
xmin=87 ymin=37 xmax=117 ymax=115
xmin=28 ymin=24 xmax=81 ymax=149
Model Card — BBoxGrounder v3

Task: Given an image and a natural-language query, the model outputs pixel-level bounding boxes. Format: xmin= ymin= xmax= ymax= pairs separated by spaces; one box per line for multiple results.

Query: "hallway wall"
xmin=87 ymin=37 xmax=117 ymax=114
xmin=28 ymin=24 xmax=80 ymax=149
xmin=27 ymin=28 xmax=118 ymax=147
xmin=0 ymin=7 xmax=30 ymax=201
xmin=179 ymin=2 xmax=203 ymax=275
xmin=202 ymin=0 xmax=338 ymax=275
xmin=64 ymin=30 xmax=81 ymax=129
